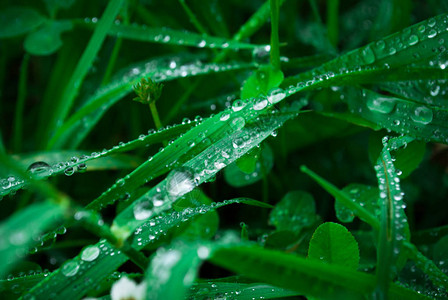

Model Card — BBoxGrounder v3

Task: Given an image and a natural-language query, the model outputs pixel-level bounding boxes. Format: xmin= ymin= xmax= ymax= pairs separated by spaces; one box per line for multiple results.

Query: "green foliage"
xmin=0 ymin=0 xmax=447 ymax=299
xmin=308 ymin=222 xmax=360 ymax=269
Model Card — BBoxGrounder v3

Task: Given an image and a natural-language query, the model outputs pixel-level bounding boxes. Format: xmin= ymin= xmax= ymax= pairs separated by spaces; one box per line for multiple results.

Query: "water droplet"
xmin=389 ymin=47 xmax=396 ymax=55
xmin=64 ymin=167 xmax=75 ymax=176
xmin=27 ymin=161 xmax=51 ymax=176
xmin=77 ymin=163 xmax=87 ymax=173
xmin=430 ymin=85 xmax=440 ymax=96
xmin=253 ymin=98 xmax=268 ymax=110
xmin=411 ymin=106 xmax=433 ymax=125
xmin=134 ymin=200 xmax=154 ymax=220
xmin=61 ymin=261 xmax=79 ymax=277
xmin=220 ymin=112 xmax=230 ymax=121
xmin=267 ymin=88 xmax=286 ymax=104
xmin=428 ymin=29 xmax=437 ymax=38
xmin=408 ymin=35 xmax=419 ymax=46
xmin=230 ymin=117 xmax=245 ymax=131
xmin=232 ymin=100 xmax=246 ymax=112
xmin=81 ymin=246 xmax=100 ymax=262
xmin=366 ymin=97 xmax=396 ymax=114
xmin=361 ymin=46 xmax=375 ymax=64
xmin=198 ymin=40 xmax=206 ymax=48
xmin=166 ymin=168 xmax=196 ymax=199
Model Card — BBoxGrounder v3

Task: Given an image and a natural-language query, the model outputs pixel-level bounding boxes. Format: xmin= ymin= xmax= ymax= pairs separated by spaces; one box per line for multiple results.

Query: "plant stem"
xmin=269 ymin=0 xmax=281 ymax=70
xmin=327 ymin=0 xmax=339 ymax=48
xmin=13 ymin=53 xmax=30 ymax=152
xmin=149 ymin=101 xmax=163 ymax=131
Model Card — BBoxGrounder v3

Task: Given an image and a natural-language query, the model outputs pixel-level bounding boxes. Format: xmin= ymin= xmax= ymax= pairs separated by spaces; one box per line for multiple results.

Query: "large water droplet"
xmin=408 ymin=35 xmax=419 ymax=46
xmin=411 ymin=106 xmax=433 ymax=125
xmin=230 ymin=117 xmax=245 ymax=131
xmin=232 ymin=100 xmax=246 ymax=112
xmin=267 ymin=88 xmax=286 ymax=104
xmin=253 ymin=98 xmax=268 ymax=110
xmin=166 ymin=168 xmax=196 ymax=199
xmin=27 ymin=161 xmax=51 ymax=176
xmin=61 ymin=261 xmax=79 ymax=277
xmin=366 ymin=97 xmax=396 ymax=114
xmin=361 ymin=46 xmax=375 ymax=64
xmin=133 ymin=200 xmax=154 ymax=220
xmin=81 ymin=245 xmax=100 ymax=262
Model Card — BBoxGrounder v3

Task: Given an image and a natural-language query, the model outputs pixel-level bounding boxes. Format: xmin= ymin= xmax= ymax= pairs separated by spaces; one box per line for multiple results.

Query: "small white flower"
xmin=111 ymin=276 xmax=146 ymax=300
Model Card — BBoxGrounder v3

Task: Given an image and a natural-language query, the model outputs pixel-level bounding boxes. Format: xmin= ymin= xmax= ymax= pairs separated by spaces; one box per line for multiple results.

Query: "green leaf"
xmin=78 ymin=20 xmax=266 ymax=50
xmin=190 ymin=281 xmax=299 ymax=299
xmin=146 ymin=242 xmax=210 ymax=300
xmin=368 ymin=131 xmax=426 ymax=178
xmin=24 ymin=199 xmax=269 ymax=299
xmin=0 ymin=7 xmax=45 ymax=38
xmin=24 ymin=20 xmax=73 ymax=56
xmin=241 ymin=65 xmax=284 ymax=99
xmin=224 ymin=144 xmax=273 ymax=187
xmin=269 ymin=191 xmax=316 ymax=234
xmin=48 ymin=57 xmax=255 ymax=149
xmin=0 ymin=202 xmax=65 ymax=278
xmin=209 ymin=245 xmax=427 ymax=299
xmin=308 ymin=222 xmax=360 ymax=270
xmin=335 ymin=184 xmax=379 ymax=223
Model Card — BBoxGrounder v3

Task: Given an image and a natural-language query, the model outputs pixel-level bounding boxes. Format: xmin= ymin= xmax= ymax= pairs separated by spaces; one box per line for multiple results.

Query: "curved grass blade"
xmin=48 ymin=58 xmax=255 ymax=149
xmin=77 ymin=19 xmax=266 ymax=50
xmin=209 ymin=245 xmax=428 ymax=299
xmin=146 ymin=242 xmax=209 ymax=300
xmin=1 ymin=121 xmax=194 ymax=197
xmin=43 ymin=0 xmax=124 ymax=145
xmin=0 ymin=202 xmax=65 ymax=278
xmin=373 ymin=136 xmax=411 ymax=297
xmin=24 ymin=199 xmax=268 ymax=299
xmin=189 ymin=281 xmax=299 ymax=299
xmin=279 ymin=14 xmax=448 ymax=142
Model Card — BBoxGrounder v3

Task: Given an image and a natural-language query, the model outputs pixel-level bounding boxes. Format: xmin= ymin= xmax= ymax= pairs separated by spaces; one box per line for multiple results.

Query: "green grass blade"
xmin=190 ymin=281 xmax=299 ymax=299
xmin=48 ymin=58 xmax=254 ymax=150
xmin=24 ymin=199 xmax=267 ymax=299
xmin=0 ymin=202 xmax=65 ymax=278
xmin=43 ymin=0 xmax=124 ymax=146
xmin=209 ymin=245 xmax=427 ymax=299
xmin=300 ymin=165 xmax=380 ymax=230
xmin=76 ymin=19 xmax=265 ymax=50
xmin=373 ymin=136 xmax=411 ymax=297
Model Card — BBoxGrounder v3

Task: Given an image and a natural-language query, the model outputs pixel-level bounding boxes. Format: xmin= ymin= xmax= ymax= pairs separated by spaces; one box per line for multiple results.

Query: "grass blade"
xmin=209 ymin=245 xmax=427 ymax=299
xmin=43 ymin=0 xmax=124 ymax=145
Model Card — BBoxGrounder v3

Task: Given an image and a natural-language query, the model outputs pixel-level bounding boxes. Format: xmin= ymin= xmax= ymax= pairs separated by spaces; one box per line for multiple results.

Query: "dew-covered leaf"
xmin=0 ymin=202 xmax=65 ymax=278
xmin=241 ymin=65 xmax=284 ymax=99
xmin=0 ymin=7 xmax=45 ymax=38
xmin=224 ymin=144 xmax=273 ymax=188
xmin=24 ymin=198 xmax=269 ymax=299
xmin=189 ymin=281 xmax=299 ymax=299
xmin=146 ymin=242 xmax=210 ymax=300
xmin=24 ymin=20 xmax=73 ymax=56
xmin=269 ymin=191 xmax=316 ymax=235
xmin=335 ymin=184 xmax=379 ymax=223
xmin=368 ymin=131 xmax=426 ymax=178
xmin=48 ymin=57 xmax=255 ymax=149
xmin=209 ymin=245 xmax=426 ymax=299
xmin=79 ymin=20 xmax=265 ymax=50
xmin=308 ymin=222 xmax=360 ymax=270
xmin=374 ymin=136 xmax=411 ymax=294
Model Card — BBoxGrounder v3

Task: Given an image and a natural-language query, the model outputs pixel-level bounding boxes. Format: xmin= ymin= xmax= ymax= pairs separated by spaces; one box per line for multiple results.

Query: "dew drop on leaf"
xmin=361 ymin=46 xmax=375 ymax=64
xmin=133 ymin=200 xmax=154 ymax=220
xmin=253 ymin=98 xmax=268 ymax=110
xmin=166 ymin=167 xmax=196 ymax=199
xmin=81 ymin=245 xmax=100 ymax=262
xmin=267 ymin=88 xmax=286 ymax=104
xmin=61 ymin=261 xmax=79 ymax=277
xmin=64 ymin=167 xmax=75 ymax=176
xmin=27 ymin=161 xmax=51 ymax=176
xmin=411 ymin=106 xmax=433 ymax=125
xmin=408 ymin=34 xmax=419 ymax=46
xmin=230 ymin=117 xmax=245 ymax=131
xmin=366 ymin=97 xmax=396 ymax=114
